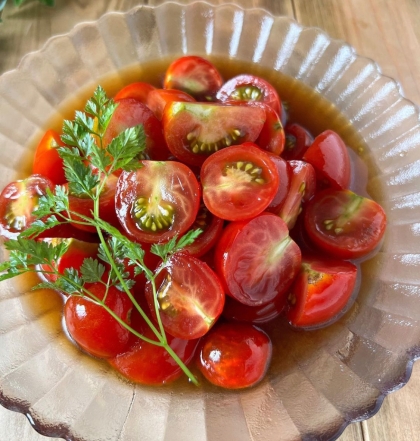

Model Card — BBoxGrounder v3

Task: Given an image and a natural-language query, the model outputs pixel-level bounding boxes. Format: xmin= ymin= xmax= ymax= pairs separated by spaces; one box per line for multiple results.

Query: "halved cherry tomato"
xmin=114 ymin=82 xmax=156 ymax=104
xmin=200 ymin=144 xmax=279 ymax=221
xmin=164 ymin=55 xmax=223 ymax=101
xmin=38 ymin=237 xmax=99 ymax=283
xmin=303 ymin=130 xmax=351 ymax=190
xmin=197 ymin=322 xmax=272 ymax=389
xmin=214 ymin=212 xmax=301 ymax=306
xmin=182 ymin=203 xmax=224 ymax=257
xmin=162 ymin=102 xmax=266 ymax=166
xmin=32 ymin=129 xmax=67 ymax=185
xmin=145 ymin=253 xmax=225 ymax=340
xmin=146 ymin=88 xmax=195 ymax=121
xmin=266 ymin=154 xmax=291 ymax=213
xmin=104 ymin=97 xmax=171 ymax=161
xmin=0 ymin=174 xmax=54 ymax=240
xmin=216 ymin=74 xmax=281 ymax=116
xmin=115 ymin=161 xmax=200 ymax=243
xmin=109 ymin=306 xmax=199 ymax=385
xmin=256 ymin=103 xmax=285 ymax=156
xmin=304 ymin=189 xmax=387 ymax=259
xmin=282 ymin=123 xmax=313 ymax=161
xmin=64 ymin=283 xmax=132 ymax=358
xmin=286 ymin=255 xmax=359 ymax=328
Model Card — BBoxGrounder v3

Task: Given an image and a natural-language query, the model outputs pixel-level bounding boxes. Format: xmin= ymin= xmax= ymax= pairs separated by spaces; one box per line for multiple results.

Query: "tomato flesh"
xmin=197 ymin=322 xmax=272 ymax=389
xmin=114 ymin=82 xmax=156 ymax=104
xmin=282 ymin=123 xmax=313 ymax=161
xmin=146 ymin=88 xmax=196 ymax=121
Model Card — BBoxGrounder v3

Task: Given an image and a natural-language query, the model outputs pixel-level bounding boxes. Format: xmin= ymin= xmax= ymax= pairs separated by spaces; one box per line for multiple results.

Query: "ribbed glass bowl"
xmin=1 ymin=2 xmax=420 ymax=440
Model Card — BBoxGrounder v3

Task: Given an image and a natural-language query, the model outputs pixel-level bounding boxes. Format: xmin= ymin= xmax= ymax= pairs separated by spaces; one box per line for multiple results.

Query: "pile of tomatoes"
xmin=0 ymin=56 xmax=387 ymax=389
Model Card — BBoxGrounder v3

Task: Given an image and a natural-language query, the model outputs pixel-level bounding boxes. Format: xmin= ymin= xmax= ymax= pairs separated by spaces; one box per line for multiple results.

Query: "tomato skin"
xmin=266 ymin=154 xmax=291 ymax=213
xmin=146 ymin=88 xmax=196 ymax=121
xmin=109 ymin=307 xmax=199 ymax=385
xmin=32 ymin=129 xmax=67 ymax=185
xmin=304 ymin=189 xmax=387 ymax=259
xmin=197 ymin=322 xmax=272 ymax=389
xmin=214 ymin=212 xmax=301 ymax=306
xmin=200 ymin=144 xmax=279 ymax=221
xmin=216 ymin=74 xmax=281 ymax=116
xmin=302 ymin=130 xmax=351 ymax=190
xmin=145 ymin=253 xmax=225 ymax=340
xmin=115 ymin=161 xmax=200 ymax=244
xmin=256 ymin=103 xmax=285 ymax=156
xmin=64 ymin=284 xmax=132 ymax=359
xmin=282 ymin=123 xmax=313 ymax=161
xmin=286 ymin=256 xmax=359 ymax=328
xmin=0 ymin=174 xmax=54 ymax=240
xmin=114 ymin=82 xmax=156 ymax=104
xmin=162 ymin=102 xmax=266 ymax=167
xmin=164 ymin=56 xmax=223 ymax=100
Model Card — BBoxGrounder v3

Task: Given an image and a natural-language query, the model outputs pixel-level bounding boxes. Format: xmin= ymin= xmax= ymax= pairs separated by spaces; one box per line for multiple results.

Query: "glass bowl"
xmin=1 ymin=2 xmax=420 ymax=440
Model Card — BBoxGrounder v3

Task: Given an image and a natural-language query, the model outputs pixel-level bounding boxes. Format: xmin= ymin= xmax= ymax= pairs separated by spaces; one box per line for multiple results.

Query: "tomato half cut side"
xmin=304 ymin=189 xmax=387 ymax=259
xmin=200 ymin=144 xmax=279 ymax=221
xmin=286 ymin=255 xmax=359 ymax=329
xmin=216 ymin=74 xmax=281 ymax=116
xmin=303 ymin=130 xmax=351 ymax=190
xmin=33 ymin=129 xmax=67 ymax=185
xmin=163 ymin=102 xmax=266 ymax=167
xmin=64 ymin=283 xmax=132 ymax=359
xmin=197 ymin=322 xmax=272 ymax=389
xmin=0 ymin=174 xmax=54 ymax=240
xmin=115 ymin=161 xmax=200 ymax=243
xmin=145 ymin=253 xmax=225 ymax=340
xmin=164 ymin=55 xmax=223 ymax=101
xmin=146 ymin=88 xmax=196 ymax=120
xmin=214 ymin=212 xmax=302 ymax=306
xmin=282 ymin=123 xmax=313 ymax=161
xmin=114 ymin=82 xmax=156 ymax=104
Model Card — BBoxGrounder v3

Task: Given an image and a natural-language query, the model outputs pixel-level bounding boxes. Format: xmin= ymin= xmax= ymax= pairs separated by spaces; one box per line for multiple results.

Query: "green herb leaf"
xmin=151 ymin=229 xmax=202 ymax=260
xmin=80 ymin=257 xmax=106 ymax=283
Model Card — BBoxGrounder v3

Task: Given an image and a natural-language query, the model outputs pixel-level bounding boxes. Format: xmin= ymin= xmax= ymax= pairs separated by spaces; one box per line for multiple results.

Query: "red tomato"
xmin=164 ymin=56 xmax=223 ymax=100
xmin=162 ymin=102 xmax=266 ymax=167
xmin=104 ymin=97 xmax=170 ymax=161
xmin=146 ymin=88 xmax=195 ymax=120
xmin=115 ymin=161 xmax=200 ymax=243
xmin=266 ymin=154 xmax=291 ymax=213
xmin=197 ymin=322 xmax=272 ymax=389
xmin=38 ymin=237 xmax=99 ymax=284
xmin=114 ymin=82 xmax=156 ymax=104
xmin=214 ymin=213 xmax=301 ymax=306
xmin=0 ymin=174 xmax=54 ymax=240
xmin=216 ymin=74 xmax=281 ymax=116
xmin=303 ymin=130 xmax=351 ymax=190
xmin=182 ymin=203 xmax=224 ymax=257
xmin=109 ymin=307 xmax=199 ymax=385
xmin=286 ymin=256 xmax=359 ymax=328
xmin=145 ymin=253 xmax=225 ymax=340
xmin=64 ymin=283 xmax=132 ymax=358
xmin=32 ymin=129 xmax=67 ymax=185
xmin=200 ymin=144 xmax=279 ymax=221
xmin=282 ymin=123 xmax=313 ymax=161
xmin=256 ymin=103 xmax=285 ymax=156
xmin=304 ymin=189 xmax=387 ymax=259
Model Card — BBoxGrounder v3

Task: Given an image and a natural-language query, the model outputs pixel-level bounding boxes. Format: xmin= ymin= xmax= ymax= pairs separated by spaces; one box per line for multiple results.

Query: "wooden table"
xmin=1 ymin=0 xmax=419 ymax=440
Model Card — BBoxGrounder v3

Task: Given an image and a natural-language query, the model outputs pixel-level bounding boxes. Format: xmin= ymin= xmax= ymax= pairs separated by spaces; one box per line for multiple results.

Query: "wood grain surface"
xmin=0 ymin=1 xmax=419 ymax=440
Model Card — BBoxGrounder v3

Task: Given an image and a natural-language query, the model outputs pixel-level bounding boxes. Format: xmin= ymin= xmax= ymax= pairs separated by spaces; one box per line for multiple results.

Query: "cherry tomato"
xmin=256 ymin=103 xmax=285 ymax=156
xmin=32 ymin=129 xmax=67 ymax=185
xmin=197 ymin=322 xmax=272 ymax=389
xmin=115 ymin=161 xmax=200 ymax=243
xmin=145 ymin=253 xmax=225 ymax=340
xmin=182 ymin=203 xmax=224 ymax=257
xmin=304 ymin=189 xmax=387 ymax=259
xmin=146 ymin=88 xmax=195 ymax=121
xmin=200 ymin=144 xmax=279 ymax=221
xmin=38 ymin=237 xmax=99 ymax=284
xmin=114 ymin=82 xmax=156 ymax=104
xmin=164 ymin=55 xmax=223 ymax=100
xmin=109 ymin=307 xmax=199 ymax=385
xmin=214 ymin=213 xmax=301 ymax=306
xmin=282 ymin=123 xmax=313 ymax=161
xmin=162 ymin=102 xmax=266 ymax=167
xmin=104 ymin=97 xmax=170 ymax=161
xmin=302 ymin=130 xmax=351 ymax=190
xmin=216 ymin=74 xmax=281 ymax=116
xmin=286 ymin=255 xmax=359 ymax=328
xmin=266 ymin=154 xmax=291 ymax=213
xmin=64 ymin=283 xmax=132 ymax=358
xmin=0 ymin=174 xmax=54 ymax=240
